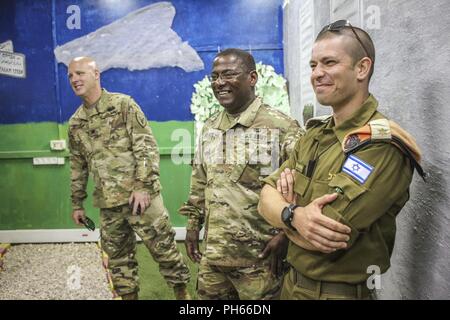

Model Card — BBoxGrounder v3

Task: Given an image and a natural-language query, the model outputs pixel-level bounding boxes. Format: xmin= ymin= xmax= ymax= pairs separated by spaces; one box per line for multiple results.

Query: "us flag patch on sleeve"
xmin=342 ymin=155 xmax=374 ymax=184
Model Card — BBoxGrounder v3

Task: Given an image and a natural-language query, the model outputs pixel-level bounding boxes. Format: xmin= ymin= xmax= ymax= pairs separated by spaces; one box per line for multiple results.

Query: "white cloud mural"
xmin=54 ymin=2 xmax=204 ymax=72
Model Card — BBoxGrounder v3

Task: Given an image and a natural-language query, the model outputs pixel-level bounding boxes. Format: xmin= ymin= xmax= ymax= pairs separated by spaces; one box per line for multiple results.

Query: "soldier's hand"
xmin=277 ymin=168 xmax=296 ymax=204
xmin=128 ymin=191 xmax=151 ymax=215
xmin=284 ymin=228 xmax=317 ymax=251
xmin=258 ymin=231 xmax=289 ymax=277
xmin=185 ymin=229 xmax=202 ymax=263
xmin=292 ymin=193 xmax=352 ymax=253
xmin=72 ymin=209 xmax=86 ymax=226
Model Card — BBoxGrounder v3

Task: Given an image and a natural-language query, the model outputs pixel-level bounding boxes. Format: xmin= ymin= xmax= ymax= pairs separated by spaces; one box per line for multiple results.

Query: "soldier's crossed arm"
xmin=259 ymin=144 xmax=351 ymax=253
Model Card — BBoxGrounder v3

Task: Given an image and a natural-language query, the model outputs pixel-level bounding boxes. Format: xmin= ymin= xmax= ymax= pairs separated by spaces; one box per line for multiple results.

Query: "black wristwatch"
xmin=281 ymin=204 xmax=300 ymax=230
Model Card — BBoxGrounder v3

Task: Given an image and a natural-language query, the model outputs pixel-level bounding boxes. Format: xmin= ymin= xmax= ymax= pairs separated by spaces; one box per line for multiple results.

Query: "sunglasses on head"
xmin=82 ymin=216 xmax=95 ymax=231
xmin=320 ymin=20 xmax=371 ymax=59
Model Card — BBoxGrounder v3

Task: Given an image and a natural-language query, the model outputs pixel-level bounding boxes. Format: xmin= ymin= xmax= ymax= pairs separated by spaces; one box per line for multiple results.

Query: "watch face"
xmin=282 ymin=207 xmax=291 ymax=223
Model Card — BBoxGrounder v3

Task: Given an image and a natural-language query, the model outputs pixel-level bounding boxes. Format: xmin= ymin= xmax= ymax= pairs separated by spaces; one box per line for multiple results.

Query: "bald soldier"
xmin=67 ymin=57 xmax=191 ymax=300
xmin=258 ymin=21 xmax=424 ymax=299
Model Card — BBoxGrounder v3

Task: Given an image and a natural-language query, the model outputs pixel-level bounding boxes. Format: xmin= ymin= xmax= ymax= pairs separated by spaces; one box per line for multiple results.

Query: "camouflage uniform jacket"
xmin=179 ymin=97 xmax=303 ymax=267
xmin=68 ymin=89 xmax=161 ymax=209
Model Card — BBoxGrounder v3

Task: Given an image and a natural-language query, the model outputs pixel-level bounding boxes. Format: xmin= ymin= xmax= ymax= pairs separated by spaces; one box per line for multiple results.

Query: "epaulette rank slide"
xmin=342 ymin=119 xmax=426 ymax=181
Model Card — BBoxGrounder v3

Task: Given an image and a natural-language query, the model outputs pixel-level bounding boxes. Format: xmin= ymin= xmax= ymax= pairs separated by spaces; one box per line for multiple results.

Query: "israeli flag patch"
xmin=342 ymin=155 xmax=374 ymax=184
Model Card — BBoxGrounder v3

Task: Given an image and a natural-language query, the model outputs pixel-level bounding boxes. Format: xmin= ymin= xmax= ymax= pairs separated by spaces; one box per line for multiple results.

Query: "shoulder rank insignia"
xmin=342 ymin=119 xmax=426 ymax=181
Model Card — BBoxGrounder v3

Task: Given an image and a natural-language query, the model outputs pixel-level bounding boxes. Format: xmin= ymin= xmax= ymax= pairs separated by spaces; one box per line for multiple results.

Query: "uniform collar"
xmin=325 ymin=94 xmax=379 ymax=145
xmin=211 ymin=97 xmax=262 ymax=131
xmin=77 ymin=88 xmax=110 ymax=119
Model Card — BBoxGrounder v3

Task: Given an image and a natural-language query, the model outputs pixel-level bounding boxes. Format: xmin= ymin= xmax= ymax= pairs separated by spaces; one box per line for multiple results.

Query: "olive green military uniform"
xmin=263 ymin=95 xmax=414 ymax=300
xmin=68 ymin=89 xmax=190 ymax=296
xmin=179 ymin=97 xmax=303 ymax=299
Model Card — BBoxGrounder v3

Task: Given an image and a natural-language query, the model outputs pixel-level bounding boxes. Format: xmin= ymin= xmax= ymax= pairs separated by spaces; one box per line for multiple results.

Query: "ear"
xmin=249 ymin=70 xmax=258 ymax=87
xmin=94 ymin=69 xmax=100 ymax=80
xmin=356 ymin=57 xmax=372 ymax=81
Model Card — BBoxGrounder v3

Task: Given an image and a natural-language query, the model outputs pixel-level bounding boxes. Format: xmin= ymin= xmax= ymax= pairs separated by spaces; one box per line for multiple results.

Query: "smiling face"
xmin=67 ymin=58 xmax=100 ymax=102
xmin=210 ymin=54 xmax=257 ymax=114
xmin=310 ymin=36 xmax=361 ymax=109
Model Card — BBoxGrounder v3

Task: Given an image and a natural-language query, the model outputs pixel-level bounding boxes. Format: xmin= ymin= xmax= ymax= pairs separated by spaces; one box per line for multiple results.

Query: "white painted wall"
xmin=284 ymin=0 xmax=450 ymax=299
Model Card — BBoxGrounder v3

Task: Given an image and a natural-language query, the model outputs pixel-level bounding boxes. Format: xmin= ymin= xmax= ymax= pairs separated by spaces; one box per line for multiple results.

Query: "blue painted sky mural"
xmin=0 ymin=0 xmax=283 ymax=124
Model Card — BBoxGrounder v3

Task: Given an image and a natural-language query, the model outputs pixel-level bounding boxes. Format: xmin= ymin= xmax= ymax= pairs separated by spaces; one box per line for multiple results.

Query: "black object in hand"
xmin=82 ymin=216 xmax=95 ymax=231
xmin=130 ymin=201 xmax=142 ymax=215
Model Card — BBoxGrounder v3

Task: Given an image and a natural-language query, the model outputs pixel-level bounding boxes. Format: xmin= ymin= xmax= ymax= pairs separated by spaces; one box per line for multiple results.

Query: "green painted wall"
xmin=0 ymin=121 xmax=194 ymax=230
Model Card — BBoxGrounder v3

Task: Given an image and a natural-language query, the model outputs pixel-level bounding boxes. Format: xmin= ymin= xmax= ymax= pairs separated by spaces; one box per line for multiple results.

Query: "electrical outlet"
xmin=33 ymin=157 xmax=65 ymax=165
xmin=50 ymin=140 xmax=66 ymax=151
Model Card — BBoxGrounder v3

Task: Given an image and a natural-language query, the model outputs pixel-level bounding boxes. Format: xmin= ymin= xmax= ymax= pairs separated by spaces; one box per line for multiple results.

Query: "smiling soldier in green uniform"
xmin=258 ymin=21 xmax=425 ymax=300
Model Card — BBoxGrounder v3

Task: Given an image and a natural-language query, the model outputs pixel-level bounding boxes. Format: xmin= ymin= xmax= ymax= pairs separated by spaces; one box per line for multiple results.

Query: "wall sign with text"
xmin=0 ymin=51 xmax=26 ymax=79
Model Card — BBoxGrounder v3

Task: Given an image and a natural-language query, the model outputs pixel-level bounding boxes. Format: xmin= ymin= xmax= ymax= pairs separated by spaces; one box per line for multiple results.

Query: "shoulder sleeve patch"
xmin=342 ymin=155 xmax=374 ymax=184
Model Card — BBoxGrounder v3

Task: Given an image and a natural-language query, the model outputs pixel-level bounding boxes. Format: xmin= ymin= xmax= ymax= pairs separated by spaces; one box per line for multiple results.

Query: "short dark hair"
xmin=215 ymin=48 xmax=256 ymax=72
xmin=316 ymin=27 xmax=376 ymax=81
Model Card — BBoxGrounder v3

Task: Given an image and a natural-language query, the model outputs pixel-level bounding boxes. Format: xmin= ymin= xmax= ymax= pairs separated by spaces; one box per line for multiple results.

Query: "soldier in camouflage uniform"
xmin=67 ymin=57 xmax=191 ymax=300
xmin=179 ymin=49 xmax=303 ymax=299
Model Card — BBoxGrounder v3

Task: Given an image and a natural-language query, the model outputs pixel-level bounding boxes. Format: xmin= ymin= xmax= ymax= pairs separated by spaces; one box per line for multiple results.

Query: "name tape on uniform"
xmin=342 ymin=155 xmax=373 ymax=184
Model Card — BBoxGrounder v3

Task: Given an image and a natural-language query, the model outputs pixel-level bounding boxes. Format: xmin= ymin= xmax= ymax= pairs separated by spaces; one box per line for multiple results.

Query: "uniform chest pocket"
xmin=108 ymin=123 xmax=128 ymax=151
xmin=235 ymin=131 xmax=277 ymax=188
xmin=74 ymin=129 xmax=93 ymax=157
xmin=87 ymin=118 xmax=111 ymax=147
xmin=327 ymin=173 xmax=367 ymax=215
xmin=93 ymin=110 xmax=124 ymax=147
xmin=246 ymin=136 xmax=274 ymax=167
xmin=202 ymin=129 xmax=224 ymax=166
xmin=107 ymin=111 xmax=127 ymax=142
xmin=230 ymin=163 xmax=262 ymax=190
xmin=293 ymin=171 xmax=310 ymax=198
